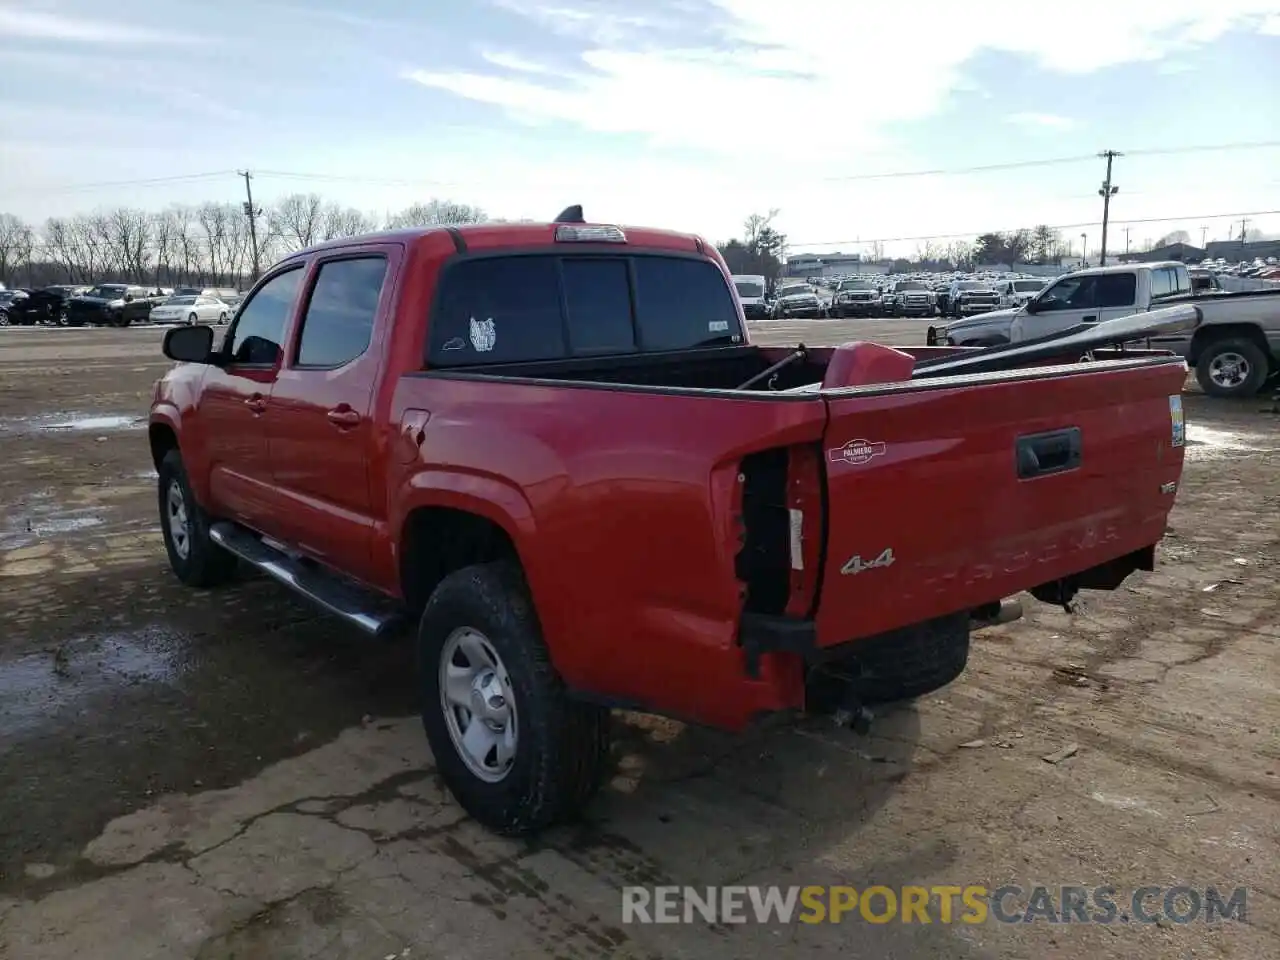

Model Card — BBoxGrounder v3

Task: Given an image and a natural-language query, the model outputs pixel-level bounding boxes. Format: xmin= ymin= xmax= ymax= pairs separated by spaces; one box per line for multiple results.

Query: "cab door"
xmin=1017 ymin=273 xmax=1101 ymax=339
xmin=265 ymin=248 xmax=397 ymax=583
xmin=199 ymin=265 xmax=306 ymax=538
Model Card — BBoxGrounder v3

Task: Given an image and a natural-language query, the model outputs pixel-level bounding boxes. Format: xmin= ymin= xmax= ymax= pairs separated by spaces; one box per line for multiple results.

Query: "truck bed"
xmin=401 ymin=344 xmax=1188 ymax=728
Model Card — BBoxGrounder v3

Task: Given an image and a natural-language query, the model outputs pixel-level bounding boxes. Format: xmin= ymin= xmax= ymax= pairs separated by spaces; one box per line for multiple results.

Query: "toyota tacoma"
xmin=150 ymin=208 xmax=1192 ymax=835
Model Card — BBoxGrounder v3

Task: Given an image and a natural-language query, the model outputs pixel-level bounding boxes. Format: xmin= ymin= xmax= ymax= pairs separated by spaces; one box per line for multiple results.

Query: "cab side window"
xmin=295 ymin=257 xmax=388 ymax=368
xmin=226 ymin=267 xmax=304 ymax=365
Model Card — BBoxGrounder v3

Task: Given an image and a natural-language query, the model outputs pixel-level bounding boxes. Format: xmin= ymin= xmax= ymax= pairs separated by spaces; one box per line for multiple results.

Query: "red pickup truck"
xmin=150 ymin=210 xmax=1190 ymax=834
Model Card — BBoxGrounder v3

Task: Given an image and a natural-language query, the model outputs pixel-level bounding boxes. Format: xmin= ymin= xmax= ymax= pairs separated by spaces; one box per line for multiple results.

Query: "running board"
xmin=209 ymin=522 xmax=404 ymax=638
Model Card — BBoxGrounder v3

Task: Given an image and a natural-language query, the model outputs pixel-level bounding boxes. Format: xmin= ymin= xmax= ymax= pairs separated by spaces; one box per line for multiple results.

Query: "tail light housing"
xmin=734 ymin=442 xmax=824 ymax=620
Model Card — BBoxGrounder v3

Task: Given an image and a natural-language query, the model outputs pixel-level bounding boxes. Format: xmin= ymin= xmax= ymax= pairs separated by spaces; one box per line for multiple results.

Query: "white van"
xmin=731 ymin=274 xmax=770 ymax=320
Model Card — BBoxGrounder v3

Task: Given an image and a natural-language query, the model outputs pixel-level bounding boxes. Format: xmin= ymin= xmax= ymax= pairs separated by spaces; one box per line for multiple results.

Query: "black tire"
xmin=809 ymin=613 xmax=970 ymax=709
xmin=157 ymin=448 xmax=237 ymax=588
xmin=188 ymin=312 xmax=198 ymax=325
xmin=418 ymin=560 xmax=611 ymax=835
xmin=1195 ymin=337 xmax=1269 ymax=398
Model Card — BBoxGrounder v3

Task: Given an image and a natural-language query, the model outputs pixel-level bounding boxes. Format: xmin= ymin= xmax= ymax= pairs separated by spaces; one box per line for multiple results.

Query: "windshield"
xmin=86 ymin=286 xmax=127 ymax=298
xmin=955 ymin=281 xmax=987 ymax=291
xmin=778 ymin=285 xmax=810 ymax=298
xmin=1013 ymin=280 xmax=1045 ymax=292
xmin=734 ymin=281 xmax=764 ymax=298
xmin=897 ymin=281 xmax=928 ymax=291
xmin=840 ymin=281 xmax=876 ymax=290
xmin=165 ymin=296 xmax=197 ymax=306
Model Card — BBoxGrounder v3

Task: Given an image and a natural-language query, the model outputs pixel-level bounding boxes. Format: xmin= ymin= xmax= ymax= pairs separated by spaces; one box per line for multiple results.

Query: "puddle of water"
xmin=0 ymin=632 xmax=185 ymax=743
xmin=1185 ymin=424 xmax=1272 ymax=460
xmin=0 ymin=412 xmax=144 ymax=435
xmin=0 ymin=494 xmax=109 ymax=551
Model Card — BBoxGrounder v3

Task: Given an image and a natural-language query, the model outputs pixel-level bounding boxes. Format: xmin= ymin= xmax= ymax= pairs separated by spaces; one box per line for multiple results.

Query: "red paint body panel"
xmin=151 ymin=222 xmax=1188 ymax=733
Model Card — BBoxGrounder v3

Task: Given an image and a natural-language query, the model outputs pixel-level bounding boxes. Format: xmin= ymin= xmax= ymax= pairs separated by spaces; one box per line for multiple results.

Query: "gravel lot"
xmin=0 ymin=322 xmax=1277 ymax=960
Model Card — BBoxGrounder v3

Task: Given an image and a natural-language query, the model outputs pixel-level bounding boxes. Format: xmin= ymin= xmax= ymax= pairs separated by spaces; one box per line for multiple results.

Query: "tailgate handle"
xmin=1016 ymin=428 xmax=1081 ymax=479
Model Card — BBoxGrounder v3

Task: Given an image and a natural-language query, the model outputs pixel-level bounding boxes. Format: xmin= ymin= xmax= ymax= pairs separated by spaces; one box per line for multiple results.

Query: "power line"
xmin=788 ymin=209 xmax=1280 ymax=248
xmin=19 ymin=171 xmax=238 ymax=195
xmin=13 ymin=139 xmax=1280 ymax=196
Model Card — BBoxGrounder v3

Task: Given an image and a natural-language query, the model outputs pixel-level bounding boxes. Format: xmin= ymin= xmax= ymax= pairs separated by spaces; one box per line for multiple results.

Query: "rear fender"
xmin=391 ymin=469 xmax=572 ymax=648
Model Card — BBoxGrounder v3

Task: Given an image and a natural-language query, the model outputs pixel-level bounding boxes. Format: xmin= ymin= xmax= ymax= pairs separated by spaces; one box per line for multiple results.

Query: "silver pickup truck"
xmin=928 ymin=261 xmax=1280 ymax=398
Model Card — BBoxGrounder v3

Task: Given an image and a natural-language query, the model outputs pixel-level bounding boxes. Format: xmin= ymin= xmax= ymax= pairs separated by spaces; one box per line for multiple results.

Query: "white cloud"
xmin=0 ymin=6 xmax=191 ymax=44
xmin=480 ymin=50 xmax=560 ymax=74
xmin=407 ymin=0 xmax=1280 ymax=158
xmin=1006 ymin=112 xmax=1078 ymax=131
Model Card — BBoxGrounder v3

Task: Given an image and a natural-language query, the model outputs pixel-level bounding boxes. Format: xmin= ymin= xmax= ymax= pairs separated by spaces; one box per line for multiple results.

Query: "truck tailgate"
xmin=814 ymin=358 xmax=1187 ymax=647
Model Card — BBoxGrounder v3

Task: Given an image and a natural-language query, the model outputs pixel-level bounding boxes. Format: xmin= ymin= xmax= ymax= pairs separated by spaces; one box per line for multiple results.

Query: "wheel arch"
xmin=1188 ymin=323 xmax=1270 ymax=367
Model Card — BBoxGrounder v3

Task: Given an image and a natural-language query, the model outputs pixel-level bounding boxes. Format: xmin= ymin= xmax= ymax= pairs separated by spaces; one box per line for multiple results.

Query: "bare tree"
xmin=0 ymin=213 xmax=33 ymax=285
xmin=108 ymin=208 xmax=153 ymax=280
xmin=321 ymin=203 xmax=377 ymax=240
xmin=196 ymin=202 xmax=231 ymax=281
xmin=386 ymin=199 xmax=487 ymax=228
xmin=273 ymin=193 xmax=325 ymax=251
xmin=869 ymin=240 xmax=886 ymax=263
xmin=43 ymin=218 xmax=77 ymax=281
xmin=220 ymin=206 xmax=250 ymax=285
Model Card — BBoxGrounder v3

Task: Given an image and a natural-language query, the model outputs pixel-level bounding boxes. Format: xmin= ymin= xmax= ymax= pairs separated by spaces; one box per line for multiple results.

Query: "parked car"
xmin=149 ymin=295 xmax=234 ymax=326
xmin=66 ymin=283 xmax=154 ymax=327
xmin=947 ymin=280 xmax=1001 ymax=318
xmin=732 ymin=274 xmax=771 ymax=320
xmin=931 ymin=261 xmax=1280 ymax=397
xmin=828 ymin=278 xmax=881 ymax=317
xmin=994 ymin=277 xmax=1047 ymax=310
xmin=0 ymin=289 xmax=30 ymax=325
xmin=883 ymin=280 xmax=935 ymax=317
xmin=771 ymin=282 xmax=825 ymax=319
xmin=1 ymin=285 xmax=89 ymax=325
xmin=150 ymin=210 xmax=1190 ymax=836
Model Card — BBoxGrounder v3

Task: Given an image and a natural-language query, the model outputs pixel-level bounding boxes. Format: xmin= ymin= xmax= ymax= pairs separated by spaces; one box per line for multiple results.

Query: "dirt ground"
xmin=0 ymin=322 xmax=1277 ymax=960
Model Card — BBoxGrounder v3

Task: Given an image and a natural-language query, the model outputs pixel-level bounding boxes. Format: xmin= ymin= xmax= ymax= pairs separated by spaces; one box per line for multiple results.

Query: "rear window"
xmin=428 ymin=254 xmax=741 ymax=366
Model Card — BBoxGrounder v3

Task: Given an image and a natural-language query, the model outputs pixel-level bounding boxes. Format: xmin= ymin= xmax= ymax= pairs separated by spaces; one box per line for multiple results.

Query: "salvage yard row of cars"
xmin=738 ymin=271 xmax=1052 ymax=320
xmin=0 ymin=283 xmax=242 ymax=327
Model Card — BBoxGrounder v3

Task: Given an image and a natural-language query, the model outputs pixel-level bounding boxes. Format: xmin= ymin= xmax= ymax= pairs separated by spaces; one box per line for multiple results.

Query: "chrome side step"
xmin=209 ymin=522 xmax=404 ymax=638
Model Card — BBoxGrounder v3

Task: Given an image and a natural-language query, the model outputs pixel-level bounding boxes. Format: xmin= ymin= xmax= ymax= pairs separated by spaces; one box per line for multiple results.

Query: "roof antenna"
xmin=554 ymin=205 xmax=585 ymax=224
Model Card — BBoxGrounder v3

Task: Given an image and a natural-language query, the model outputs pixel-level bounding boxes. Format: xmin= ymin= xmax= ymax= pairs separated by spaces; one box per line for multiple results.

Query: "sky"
xmin=1 ymin=0 xmax=1279 ymax=258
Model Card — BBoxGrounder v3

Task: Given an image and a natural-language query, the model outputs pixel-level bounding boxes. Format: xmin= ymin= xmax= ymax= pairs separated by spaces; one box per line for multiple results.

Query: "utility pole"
xmin=1080 ymin=232 xmax=1087 ymax=265
xmin=1097 ymin=149 xmax=1122 ymax=266
xmin=1124 ymin=226 xmax=1131 ymax=255
xmin=1200 ymin=225 xmax=1208 ymax=248
xmin=1239 ymin=218 xmax=1250 ymax=243
xmin=239 ymin=170 xmax=262 ymax=282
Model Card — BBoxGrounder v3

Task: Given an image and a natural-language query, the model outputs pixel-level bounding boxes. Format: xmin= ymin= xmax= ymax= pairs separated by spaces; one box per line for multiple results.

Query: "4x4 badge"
xmin=828 ymin=439 xmax=887 ymax=465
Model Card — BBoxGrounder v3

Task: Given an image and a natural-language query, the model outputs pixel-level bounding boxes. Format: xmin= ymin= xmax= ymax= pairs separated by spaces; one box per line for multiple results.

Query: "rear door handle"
xmin=327 ymin=407 xmax=361 ymax=428
xmin=1016 ymin=427 xmax=1082 ymax=479
xmin=244 ymin=394 xmax=267 ymax=414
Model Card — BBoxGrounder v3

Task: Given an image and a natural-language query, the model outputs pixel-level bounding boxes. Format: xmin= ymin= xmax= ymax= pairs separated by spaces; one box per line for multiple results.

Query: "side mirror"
xmin=1023 ymin=299 xmax=1040 ymax=314
xmin=163 ymin=324 xmax=216 ymax=363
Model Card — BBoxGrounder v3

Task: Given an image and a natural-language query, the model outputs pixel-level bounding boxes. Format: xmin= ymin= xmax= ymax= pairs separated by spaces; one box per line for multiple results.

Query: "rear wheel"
xmin=188 ymin=312 xmax=198 ymax=325
xmin=1195 ymin=338 xmax=1269 ymax=398
xmin=418 ymin=560 xmax=611 ymax=835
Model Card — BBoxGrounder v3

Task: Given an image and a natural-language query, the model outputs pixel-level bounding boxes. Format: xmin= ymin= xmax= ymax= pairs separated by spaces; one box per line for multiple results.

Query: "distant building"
xmin=1119 ymin=241 xmax=1206 ymax=263
xmin=785 ymin=253 xmax=880 ymax=278
xmin=1204 ymin=239 xmax=1280 ymax=262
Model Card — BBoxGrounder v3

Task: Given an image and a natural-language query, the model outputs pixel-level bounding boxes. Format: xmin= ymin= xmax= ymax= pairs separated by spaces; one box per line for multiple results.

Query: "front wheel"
xmin=418 ymin=561 xmax=611 ymax=835
xmin=218 ymin=312 xmax=228 ymax=324
xmin=158 ymin=449 xmax=237 ymax=587
xmin=1195 ymin=338 xmax=1269 ymax=398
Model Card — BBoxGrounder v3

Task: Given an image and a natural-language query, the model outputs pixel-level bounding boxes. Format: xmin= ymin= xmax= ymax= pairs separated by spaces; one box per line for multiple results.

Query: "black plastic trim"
xmin=739 ymin=612 xmax=817 ymax=678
